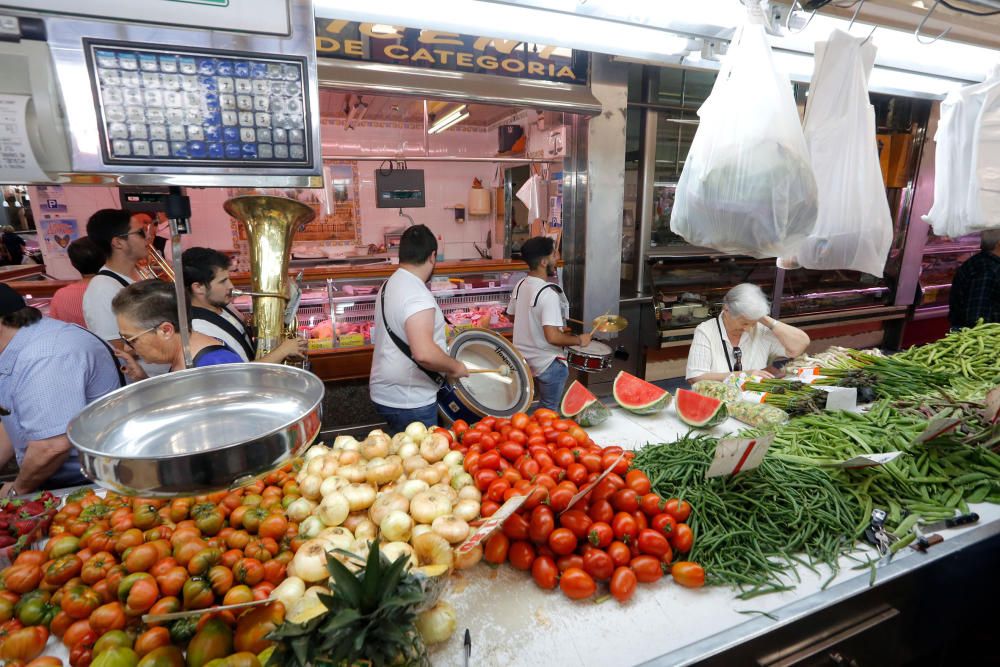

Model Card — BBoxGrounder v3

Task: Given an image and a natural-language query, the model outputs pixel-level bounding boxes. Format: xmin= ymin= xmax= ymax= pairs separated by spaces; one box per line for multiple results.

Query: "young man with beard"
xmin=181 ymin=247 xmax=305 ymax=364
xmin=506 ymin=236 xmax=589 ymax=411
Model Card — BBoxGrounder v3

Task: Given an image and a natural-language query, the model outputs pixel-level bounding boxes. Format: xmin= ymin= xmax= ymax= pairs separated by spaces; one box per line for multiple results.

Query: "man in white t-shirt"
xmin=82 ymin=208 xmax=147 ymax=341
xmin=182 ymin=247 xmax=305 ymax=364
xmin=370 ymin=225 xmax=468 ymax=434
xmin=506 ymin=236 xmax=590 ymax=411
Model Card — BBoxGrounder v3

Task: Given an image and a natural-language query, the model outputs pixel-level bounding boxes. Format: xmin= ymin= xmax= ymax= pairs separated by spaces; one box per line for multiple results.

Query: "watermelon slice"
xmin=560 ymin=380 xmax=610 ymax=427
xmin=676 ymin=388 xmax=729 ymax=428
xmin=612 ymin=371 xmax=672 ymax=415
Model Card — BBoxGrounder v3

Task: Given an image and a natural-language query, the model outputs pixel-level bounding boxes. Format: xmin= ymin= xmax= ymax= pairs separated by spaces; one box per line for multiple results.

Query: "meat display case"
xmin=912 ymin=234 xmax=980 ymax=321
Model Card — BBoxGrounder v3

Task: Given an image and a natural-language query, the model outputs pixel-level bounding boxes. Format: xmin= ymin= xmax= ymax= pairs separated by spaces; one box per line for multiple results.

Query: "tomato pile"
xmin=0 ymin=467 xmax=298 ymax=667
xmin=0 ymin=492 xmax=59 ymax=554
xmin=450 ymin=409 xmax=706 ymax=602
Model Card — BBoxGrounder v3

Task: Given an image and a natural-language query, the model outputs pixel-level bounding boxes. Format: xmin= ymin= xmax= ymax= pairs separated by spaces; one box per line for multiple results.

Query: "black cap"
xmin=0 ymin=284 xmax=26 ymax=316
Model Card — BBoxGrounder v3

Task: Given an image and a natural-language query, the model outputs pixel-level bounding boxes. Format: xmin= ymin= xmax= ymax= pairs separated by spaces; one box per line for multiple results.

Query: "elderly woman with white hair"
xmin=686 ymin=283 xmax=810 ymax=383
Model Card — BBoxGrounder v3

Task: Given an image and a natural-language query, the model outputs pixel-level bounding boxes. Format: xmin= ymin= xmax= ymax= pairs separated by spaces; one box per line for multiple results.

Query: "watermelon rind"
xmin=613 ymin=371 xmax=672 ymax=415
xmin=576 ymin=400 xmax=611 ymax=427
xmin=676 ymin=388 xmax=729 ymax=428
xmin=560 ymin=380 xmax=597 ymax=418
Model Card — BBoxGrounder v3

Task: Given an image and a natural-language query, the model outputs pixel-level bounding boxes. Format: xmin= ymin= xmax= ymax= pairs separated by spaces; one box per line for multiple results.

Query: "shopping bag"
xmin=783 ymin=30 xmax=893 ymax=277
xmin=671 ymin=13 xmax=817 ymax=258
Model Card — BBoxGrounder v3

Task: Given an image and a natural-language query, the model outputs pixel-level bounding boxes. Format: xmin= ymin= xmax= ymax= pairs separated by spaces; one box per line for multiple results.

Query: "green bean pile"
xmin=633 ymin=435 xmax=864 ymax=599
xmin=896 ymin=322 xmax=1000 ymax=385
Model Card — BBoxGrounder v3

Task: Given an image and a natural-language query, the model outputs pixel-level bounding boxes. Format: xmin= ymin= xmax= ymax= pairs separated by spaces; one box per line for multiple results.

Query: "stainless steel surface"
xmin=560 ymin=112 xmax=586 ymax=319
xmin=895 ymin=105 xmax=937 ymax=308
xmin=39 ymin=0 xmax=322 ymax=187
xmin=320 ymin=155 xmax=562 ymax=164
xmin=317 ymin=60 xmax=602 ymax=117
xmin=912 ymin=304 xmax=949 ymax=321
xmin=635 ymin=107 xmax=659 ymax=297
xmin=169 ymin=218 xmax=193 ymax=369
xmin=67 ymin=363 xmax=324 ymax=497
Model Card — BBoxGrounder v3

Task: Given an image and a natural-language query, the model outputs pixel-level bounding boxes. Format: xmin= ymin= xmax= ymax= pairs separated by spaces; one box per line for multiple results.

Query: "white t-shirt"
xmin=685 ymin=316 xmax=787 ymax=380
xmin=192 ymin=308 xmax=253 ymax=362
xmin=82 ymin=266 xmax=132 ymax=340
xmin=370 ymin=269 xmax=448 ymax=409
xmin=506 ymin=276 xmax=568 ymax=374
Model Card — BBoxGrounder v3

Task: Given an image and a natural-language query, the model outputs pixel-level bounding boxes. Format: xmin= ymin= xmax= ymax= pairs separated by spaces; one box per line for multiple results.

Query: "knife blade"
xmin=919 ymin=512 xmax=979 ymax=533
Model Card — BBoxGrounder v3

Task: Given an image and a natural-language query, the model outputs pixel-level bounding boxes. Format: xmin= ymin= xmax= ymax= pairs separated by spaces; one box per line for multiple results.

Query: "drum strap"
xmin=532 ymin=283 xmax=562 ymax=308
xmin=96 ymin=269 xmax=130 ymax=288
xmin=378 ymin=284 xmax=445 ymax=387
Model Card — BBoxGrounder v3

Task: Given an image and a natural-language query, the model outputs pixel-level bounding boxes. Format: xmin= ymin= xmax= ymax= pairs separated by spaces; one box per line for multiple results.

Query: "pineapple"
xmin=266 ymin=542 xmax=430 ymax=667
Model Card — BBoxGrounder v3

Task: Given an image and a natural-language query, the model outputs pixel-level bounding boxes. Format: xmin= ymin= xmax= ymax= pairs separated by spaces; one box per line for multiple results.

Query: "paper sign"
xmin=455 ymin=493 xmax=529 ymax=554
xmin=562 ymin=452 xmax=626 ymax=514
xmin=827 ymin=451 xmax=903 ymax=469
xmin=914 ymin=416 xmax=962 ymax=444
xmin=706 ymin=433 xmax=775 ymax=479
xmin=983 ymin=387 xmax=1000 ymax=425
xmin=793 ymin=367 xmax=820 ymax=377
xmin=741 ymin=391 xmax=768 ymax=404
xmin=0 ymin=94 xmax=48 ymax=182
xmin=820 ymin=386 xmax=857 ymax=411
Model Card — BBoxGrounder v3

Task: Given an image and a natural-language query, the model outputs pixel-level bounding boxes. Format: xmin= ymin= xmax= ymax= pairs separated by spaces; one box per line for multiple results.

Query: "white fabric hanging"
xmin=516 ymin=173 xmax=544 ymax=222
xmin=780 ymin=29 xmax=893 ymax=277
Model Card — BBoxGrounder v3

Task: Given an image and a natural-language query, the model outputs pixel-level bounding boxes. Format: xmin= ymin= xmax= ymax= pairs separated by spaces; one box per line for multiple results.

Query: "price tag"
xmin=914 ymin=416 xmax=962 ymax=444
xmin=983 ymin=386 xmax=1000 ymax=424
xmin=794 ymin=367 xmax=820 ymax=378
xmin=705 ymin=433 xmax=775 ymax=479
xmin=819 ymin=386 xmax=857 ymax=411
xmin=826 ymin=451 xmax=903 ymax=469
xmin=741 ymin=391 xmax=768 ymax=404
xmin=562 ymin=452 xmax=626 ymax=514
xmin=455 ymin=493 xmax=529 ymax=554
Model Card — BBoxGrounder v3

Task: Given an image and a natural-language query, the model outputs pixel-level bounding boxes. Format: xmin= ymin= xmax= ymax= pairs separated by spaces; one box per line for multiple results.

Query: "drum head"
xmin=570 ymin=340 xmax=613 ymax=355
xmin=449 ymin=328 xmax=533 ymax=419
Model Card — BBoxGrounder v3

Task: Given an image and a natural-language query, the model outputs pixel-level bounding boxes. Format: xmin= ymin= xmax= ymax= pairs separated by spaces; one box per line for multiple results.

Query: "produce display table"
xmin=428 ymin=405 xmax=1000 ymax=666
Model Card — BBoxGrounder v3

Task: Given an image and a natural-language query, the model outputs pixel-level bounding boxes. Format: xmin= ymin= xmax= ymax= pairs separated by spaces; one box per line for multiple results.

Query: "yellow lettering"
xmin=536 ymin=45 xmax=558 ymax=60
xmin=344 ymin=39 xmax=363 ymax=56
xmin=476 ymin=55 xmax=498 ymax=70
xmin=359 ymin=22 xmax=402 ymax=39
xmin=527 ymin=61 xmax=544 ymax=76
xmin=456 ymin=52 xmax=473 ymax=67
xmin=472 ymin=37 xmax=522 ymax=55
xmin=316 ymin=37 xmax=340 ymax=53
xmin=410 ymin=47 xmax=435 ymax=64
xmin=500 ymin=58 xmax=525 ymax=73
xmin=320 ymin=20 xmax=350 ymax=36
xmin=384 ymin=44 xmax=410 ymax=60
xmin=556 ymin=65 xmax=576 ymax=79
xmin=433 ymin=50 xmax=453 ymax=65
xmin=419 ymin=30 xmax=464 ymax=46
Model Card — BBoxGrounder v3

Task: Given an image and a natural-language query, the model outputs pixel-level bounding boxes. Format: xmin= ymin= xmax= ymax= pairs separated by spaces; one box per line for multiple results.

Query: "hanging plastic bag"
xmin=671 ymin=10 xmax=817 ymax=258
xmin=780 ymin=30 xmax=893 ymax=277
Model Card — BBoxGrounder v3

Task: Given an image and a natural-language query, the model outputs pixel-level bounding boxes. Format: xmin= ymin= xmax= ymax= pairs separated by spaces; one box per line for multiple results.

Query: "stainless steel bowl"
xmin=67 ymin=363 xmax=324 ymax=497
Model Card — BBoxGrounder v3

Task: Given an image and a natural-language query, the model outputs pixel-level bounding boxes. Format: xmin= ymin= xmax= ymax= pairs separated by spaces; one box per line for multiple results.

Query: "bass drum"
xmin=437 ymin=328 xmax=534 ymax=424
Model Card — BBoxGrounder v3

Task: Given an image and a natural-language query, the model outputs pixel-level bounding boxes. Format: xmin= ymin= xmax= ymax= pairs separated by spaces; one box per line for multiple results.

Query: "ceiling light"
xmin=428 ymin=105 xmax=468 ymax=134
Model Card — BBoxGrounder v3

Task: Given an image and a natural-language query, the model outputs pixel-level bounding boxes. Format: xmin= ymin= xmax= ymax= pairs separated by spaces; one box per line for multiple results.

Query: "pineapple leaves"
xmin=326 ymin=553 xmax=363 ymax=607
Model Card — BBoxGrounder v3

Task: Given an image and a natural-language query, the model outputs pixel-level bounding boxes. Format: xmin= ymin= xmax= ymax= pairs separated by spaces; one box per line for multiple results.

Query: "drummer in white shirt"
xmin=370 ymin=225 xmax=469 ymax=434
xmin=181 ymin=247 xmax=305 ymax=364
xmin=685 ymin=283 xmax=810 ymax=383
xmin=507 ymin=236 xmax=591 ymax=411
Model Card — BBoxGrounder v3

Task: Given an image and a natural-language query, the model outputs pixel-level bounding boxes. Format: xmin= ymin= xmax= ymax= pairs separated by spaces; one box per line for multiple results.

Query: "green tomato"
xmin=92 ymin=646 xmax=140 ymax=667
xmin=186 ymin=618 xmax=234 ymax=667
xmin=94 ymin=629 xmax=135 ymax=655
xmin=15 ymin=596 xmax=52 ymax=626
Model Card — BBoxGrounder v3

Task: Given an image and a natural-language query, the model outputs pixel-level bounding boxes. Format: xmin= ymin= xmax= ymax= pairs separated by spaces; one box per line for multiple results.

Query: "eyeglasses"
xmin=119 ymin=325 xmax=159 ymax=350
xmin=732 ymin=346 xmax=743 ymax=372
xmin=116 ymin=229 xmax=147 ymax=240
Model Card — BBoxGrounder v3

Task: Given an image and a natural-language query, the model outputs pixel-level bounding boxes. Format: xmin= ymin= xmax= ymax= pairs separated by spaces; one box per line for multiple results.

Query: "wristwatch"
xmin=5 ymin=485 xmax=19 ymax=498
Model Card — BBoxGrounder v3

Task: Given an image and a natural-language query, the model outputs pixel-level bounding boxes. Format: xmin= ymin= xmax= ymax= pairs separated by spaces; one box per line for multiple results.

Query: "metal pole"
xmin=164 ymin=187 xmax=193 ymax=369
xmin=634 ymin=67 xmax=660 ymax=298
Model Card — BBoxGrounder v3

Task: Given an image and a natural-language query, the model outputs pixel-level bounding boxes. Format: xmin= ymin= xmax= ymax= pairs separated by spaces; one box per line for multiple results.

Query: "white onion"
xmin=450 ymin=472 xmax=474 ymax=492
xmin=353 ymin=518 xmax=378 ymax=543
xmin=338 ymin=464 xmax=367 ymax=484
xmin=416 ymin=601 xmax=457 ymax=644
xmin=403 ymin=455 xmax=429 ymax=475
xmin=457 ymin=485 xmax=481 ymax=502
xmin=442 ymin=450 xmax=464 ymax=468
xmin=317 ymin=492 xmax=349 ymax=526
xmin=419 ymin=432 xmax=450 ymax=463
xmin=429 ymin=484 xmax=458 ymax=503
xmin=303 ymin=444 xmax=329 ymax=461
xmin=306 ymin=457 xmax=326 ymax=476
xmin=300 ymin=474 xmax=323 ymax=500
xmin=431 ymin=515 xmax=470 ymax=544
xmin=412 ymin=467 xmax=441 ymax=486
xmin=366 ymin=458 xmax=403 ymax=486
xmin=380 ymin=510 xmax=414 ymax=542
xmin=411 ymin=524 xmax=432 ymax=539
xmin=452 ymin=499 xmax=480 ymax=523
xmin=400 ymin=479 xmax=430 ymax=500
xmin=333 ymin=435 xmax=359 ymax=450
xmin=271 ymin=576 xmax=305 ymax=609
xmin=319 ymin=476 xmax=347 ymax=498
xmin=404 ymin=421 xmax=429 ymax=441
xmin=342 ymin=483 xmax=377 ymax=511
xmin=410 ymin=491 xmax=452 ymax=525
xmin=292 ymin=539 xmax=333 ymax=582
xmin=299 ymin=515 xmax=325 ymax=539
xmin=398 ymin=441 xmax=419 ymax=459
xmin=369 ymin=492 xmax=409 ymax=527
xmin=286 ymin=497 xmax=317 ymax=523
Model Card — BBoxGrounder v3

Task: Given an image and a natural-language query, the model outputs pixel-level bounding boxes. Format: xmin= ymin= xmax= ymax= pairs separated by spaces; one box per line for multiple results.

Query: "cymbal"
xmin=592 ymin=314 xmax=628 ymax=333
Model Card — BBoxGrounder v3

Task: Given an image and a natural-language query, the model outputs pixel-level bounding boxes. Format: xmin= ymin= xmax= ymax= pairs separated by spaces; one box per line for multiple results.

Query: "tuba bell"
xmin=222 ymin=195 xmax=316 ymax=361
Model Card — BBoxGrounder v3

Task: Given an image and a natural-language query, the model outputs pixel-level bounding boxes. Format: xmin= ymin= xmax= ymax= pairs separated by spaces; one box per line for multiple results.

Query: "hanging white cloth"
xmin=516 ymin=173 xmax=545 ymax=222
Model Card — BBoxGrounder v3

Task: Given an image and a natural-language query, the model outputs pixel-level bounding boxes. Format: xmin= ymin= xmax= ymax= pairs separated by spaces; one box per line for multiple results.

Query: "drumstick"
xmin=567 ymin=318 xmax=585 ymax=325
xmin=467 ymin=367 xmax=511 ymax=376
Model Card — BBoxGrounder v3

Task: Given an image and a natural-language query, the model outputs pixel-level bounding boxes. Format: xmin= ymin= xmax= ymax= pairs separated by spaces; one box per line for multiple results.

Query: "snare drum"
xmin=566 ymin=340 xmax=613 ymax=372
xmin=437 ymin=328 xmax=534 ymax=424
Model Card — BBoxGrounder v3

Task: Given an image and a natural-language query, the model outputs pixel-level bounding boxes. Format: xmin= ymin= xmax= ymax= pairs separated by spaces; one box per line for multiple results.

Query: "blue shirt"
xmin=192 ymin=343 xmax=243 ymax=368
xmin=0 ymin=318 xmax=123 ymax=486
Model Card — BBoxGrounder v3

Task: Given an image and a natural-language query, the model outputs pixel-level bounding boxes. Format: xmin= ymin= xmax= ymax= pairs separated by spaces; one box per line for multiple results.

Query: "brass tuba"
xmin=222 ymin=195 xmax=316 ymax=360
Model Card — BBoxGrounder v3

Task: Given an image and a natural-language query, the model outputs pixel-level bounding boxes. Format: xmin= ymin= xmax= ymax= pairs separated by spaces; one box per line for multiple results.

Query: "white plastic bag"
xmin=782 ymin=30 xmax=893 ymax=277
xmin=671 ymin=15 xmax=817 ymax=258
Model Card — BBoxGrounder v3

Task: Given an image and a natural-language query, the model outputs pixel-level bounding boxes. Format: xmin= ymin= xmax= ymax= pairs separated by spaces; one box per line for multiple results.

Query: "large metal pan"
xmin=67 ymin=363 xmax=324 ymax=497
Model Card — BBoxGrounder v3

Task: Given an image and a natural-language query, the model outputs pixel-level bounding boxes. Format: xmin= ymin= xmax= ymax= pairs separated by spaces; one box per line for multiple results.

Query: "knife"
xmin=918 ymin=513 xmax=979 ymax=532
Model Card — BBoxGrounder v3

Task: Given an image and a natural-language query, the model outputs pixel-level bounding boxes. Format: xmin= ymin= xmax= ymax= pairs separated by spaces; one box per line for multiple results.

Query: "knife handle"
xmin=945 ymin=513 xmax=979 ymax=528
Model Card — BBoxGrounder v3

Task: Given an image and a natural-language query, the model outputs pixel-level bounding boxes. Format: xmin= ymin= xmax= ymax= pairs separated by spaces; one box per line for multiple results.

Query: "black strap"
xmin=378 ymin=283 xmax=445 ymax=387
xmin=73 ymin=325 xmax=125 ymax=388
xmin=715 ymin=316 xmax=733 ymax=373
xmin=96 ymin=269 xmax=130 ymax=288
xmin=532 ymin=282 xmax=563 ymax=308
xmin=192 ymin=306 xmax=256 ymax=361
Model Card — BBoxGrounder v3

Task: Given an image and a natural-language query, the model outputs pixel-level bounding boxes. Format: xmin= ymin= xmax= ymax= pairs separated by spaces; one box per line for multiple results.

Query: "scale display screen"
xmin=84 ymin=40 xmax=313 ymax=168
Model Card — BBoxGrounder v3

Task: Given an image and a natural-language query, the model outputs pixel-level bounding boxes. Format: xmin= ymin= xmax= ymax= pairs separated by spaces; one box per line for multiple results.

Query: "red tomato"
xmin=670 ymin=523 xmax=694 ymax=553
xmin=611 ymin=512 xmax=639 ymax=544
xmin=0 ymin=626 xmax=48 ymax=662
xmin=651 ymin=513 xmax=677 ymax=537
xmin=511 ymin=412 xmax=529 ymax=430
xmin=517 ymin=458 xmax=540 ymax=479
xmin=587 ymin=522 xmax=613 ymax=549
xmin=521 ymin=486 xmax=549 ymax=512
xmin=556 ymin=554 xmax=584 ymax=572
xmin=601 ymin=451 xmax=630 ymax=476
xmin=629 ymin=555 xmax=665 ymax=583
xmin=547 ymin=528 xmax=577 ymax=556
xmin=547 ymin=487 xmax=574 ymax=513
xmin=480 ymin=500 xmax=500 ymax=518
xmin=88 ymin=601 xmax=126 ymax=634
xmin=608 ymin=541 xmax=632 ymax=569
xmin=633 ymin=510 xmax=648 ymax=532
xmin=553 ymin=448 xmax=575 ymax=469
xmin=507 ymin=541 xmax=536 ymax=571
xmin=558 ymin=510 xmax=591 ymax=540
xmin=610 ymin=566 xmax=638 ymax=603
xmin=474 ymin=469 xmax=499 ymax=492
xmin=664 ymin=499 xmax=692 ymax=523
xmin=62 ymin=619 xmax=93 ymax=650
xmin=559 ymin=568 xmax=596 ymax=600
xmin=527 ymin=506 xmax=555 ymax=544
xmin=671 ymin=561 xmax=706 ymax=588
xmin=498 ymin=442 xmax=524 ymax=462
xmin=484 ymin=533 xmax=510 ymax=565
xmin=579 ymin=452 xmax=602 ymax=473
xmin=530 ymin=555 xmax=558 ymax=590
xmin=581 ymin=548 xmax=614 ymax=581
xmin=556 ymin=433 xmax=577 ymax=450
xmin=462 ymin=430 xmax=482 ymax=448
xmin=639 ymin=493 xmax=665 ymax=517
xmin=501 ymin=514 xmax=530 ymax=541
xmin=588 ymin=499 xmax=614 ymax=524
xmin=486 ymin=479 xmax=510 ymax=503
xmin=625 ymin=469 xmax=652 ymax=495
xmin=636 ymin=529 xmax=671 ymax=558
xmin=565 ymin=463 xmax=587 ymax=486
xmin=478 ymin=450 xmax=502 ymax=471
xmin=610 ymin=489 xmax=639 ymax=513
